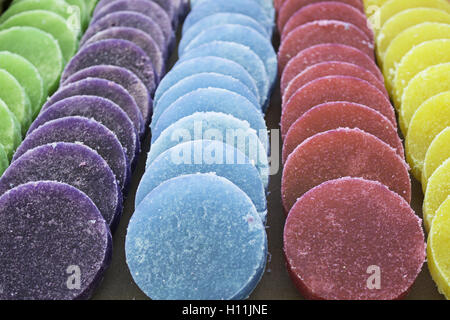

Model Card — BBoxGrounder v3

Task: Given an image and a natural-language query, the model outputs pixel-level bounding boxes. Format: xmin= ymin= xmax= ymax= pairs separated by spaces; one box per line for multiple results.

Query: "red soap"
xmin=280 ymin=44 xmax=382 ymax=94
xmin=284 ymin=177 xmax=425 ymax=300
xmin=282 ymin=61 xmax=388 ymax=104
xmin=282 ymin=102 xmax=404 ymax=163
xmin=281 ymin=128 xmax=411 ymax=213
xmin=275 ymin=0 xmax=284 ymax=11
xmin=281 ymin=2 xmax=374 ymax=42
xmin=278 ymin=20 xmax=374 ymax=72
xmin=281 ymin=76 xmax=396 ymax=137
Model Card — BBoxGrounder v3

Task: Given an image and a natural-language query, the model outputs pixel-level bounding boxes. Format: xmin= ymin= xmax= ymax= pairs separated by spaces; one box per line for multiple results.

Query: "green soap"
xmin=1 ymin=10 xmax=78 ymax=63
xmin=0 ymin=51 xmax=44 ymax=117
xmin=0 ymin=144 xmax=8 ymax=177
xmin=0 ymin=27 xmax=63 ymax=94
xmin=0 ymin=98 xmax=22 ymax=160
xmin=84 ymin=0 xmax=98 ymax=16
xmin=0 ymin=69 xmax=31 ymax=134
xmin=65 ymin=0 xmax=88 ymax=30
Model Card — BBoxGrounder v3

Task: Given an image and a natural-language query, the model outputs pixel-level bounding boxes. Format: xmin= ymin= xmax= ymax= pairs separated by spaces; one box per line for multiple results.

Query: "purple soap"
xmin=61 ymin=39 xmax=156 ymax=98
xmin=45 ymin=78 xmax=144 ymax=137
xmin=0 ymin=181 xmax=112 ymax=300
xmin=13 ymin=117 xmax=130 ymax=191
xmin=28 ymin=96 xmax=140 ymax=168
xmin=0 ymin=143 xmax=122 ymax=229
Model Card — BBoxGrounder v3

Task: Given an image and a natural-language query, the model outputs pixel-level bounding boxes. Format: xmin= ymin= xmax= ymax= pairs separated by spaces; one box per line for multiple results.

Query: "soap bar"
xmin=428 ymin=196 xmax=450 ymax=299
xmin=13 ymin=117 xmax=130 ymax=192
xmin=282 ymin=102 xmax=404 ymax=163
xmin=0 ymin=143 xmax=121 ymax=229
xmin=137 ymin=140 xmax=267 ymax=221
xmin=423 ymin=128 xmax=450 ymax=192
xmin=282 ymin=128 xmax=411 ymax=213
xmin=0 ymin=99 xmax=21 ymax=160
xmin=0 ymin=181 xmax=111 ymax=300
xmin=0 ymin=144 xmax=8 ymax=176
xmin=28 ymin=96 xmax=139 ymax=168
xmin=191 ymin=0 xmax=275 ymax=21
xmin=126 ymin=174 xmax=267 ymax=300
xmin=278 ymin=20 xmax=374 ymax=72
xmin=284 ymin=177 xmax=425 ymax=300
xmin=281 ymin=43 xmax=383 ymax=94
xmin=281 ymin=76 xmax=396 ymax=137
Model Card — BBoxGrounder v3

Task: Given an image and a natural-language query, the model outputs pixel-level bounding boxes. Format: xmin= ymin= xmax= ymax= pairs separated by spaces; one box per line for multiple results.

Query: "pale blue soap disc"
xmin=153 ymin=72 xmax=260 ymax=125
xmin=126 ymin=173 xmax=267 ymax=300
xmin=136 ymin=140 xmax=267 ymax=221
xmin=153 ymin=56 xmax=258 ymax=106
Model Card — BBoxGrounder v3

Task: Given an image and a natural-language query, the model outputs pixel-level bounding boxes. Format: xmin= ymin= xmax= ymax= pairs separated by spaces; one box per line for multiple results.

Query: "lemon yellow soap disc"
xmin=400 ymin=63 xmax=450 ymax=135
xmin=423 ymin=127 xmax=450 ymax=193
xmin=406 ymin=91 xmax=450 ymax=182
xmin=428 ymin=196 xmax=450 ymax=299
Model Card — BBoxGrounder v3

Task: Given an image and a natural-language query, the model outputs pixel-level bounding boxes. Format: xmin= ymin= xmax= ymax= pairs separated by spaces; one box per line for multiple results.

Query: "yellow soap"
xmin=405 ymin=92 xmax=450 ymax=182
xmin=364 ymin=0 xmax=388 ymax=31
xmin=428 ymin=196 xmax=450 ymax=299
xmin=424 ymin=158 xmax=450 ymax=231
xmin=399 ymin=63 xmax=450 ymax=135
xmin=382 ymin=23 xmax=450 ymax=99
xmin=423 ymin=127 xmax=450 ymax=193
xmin=364 ymin=0 xmax=388 ymax=11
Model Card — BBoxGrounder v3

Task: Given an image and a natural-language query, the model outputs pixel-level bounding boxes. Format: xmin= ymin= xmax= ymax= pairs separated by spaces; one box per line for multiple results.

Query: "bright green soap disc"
xmin=0 ymin=51 xmax=44 ymax=117
xmin=0 ymin=27 xmax=63 ymax=94
xmin=84 ymin=0 xmax=98 ymax=16
xmin=1 ymin=10 xmax=78 ymax=63
xmin=0 ymin=144 xmax=9 ymax=177
xmin=65 ymin=0 xmax=88 ymax=30
xmin=0 ymin=98 xmax=22 ymax=160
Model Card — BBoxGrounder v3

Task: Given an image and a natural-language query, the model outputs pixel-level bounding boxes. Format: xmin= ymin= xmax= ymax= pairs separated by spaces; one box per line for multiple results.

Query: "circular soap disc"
xmin=0 ymin=99 xmax=21 ymax=160
xmin=126 ymin=174 xmax=267 ymax=300
xmin=0 ymin=181 xmax=111 ymax=300
xmin=281 ymin=76 xmax=396 ymax=137
xmin=28 ymin=95 xmax=139 ymax=168
xmin=282 ymin=128 xmax=411 ymax=213
xmin=284 ymin=177 xmax=425 ymax=300
xmin=0 ymin=143 xmax=121 ymax=229
xmin=281 ymin=43 xmax=383 ymax=94
xmin=0 ymin=144 xmax=8 ymax=176
xmin=423 ymin=127 xmax=450 ymax=192
xmin=137 ymin=140 xmax=267 ymax=221
xmin=13 ymin=116 xmax=130 ymax=191
xmin=282 ymin=102 xmax=404 ymax=164
xmin=64 ymin=0 xmax=87 ymax=29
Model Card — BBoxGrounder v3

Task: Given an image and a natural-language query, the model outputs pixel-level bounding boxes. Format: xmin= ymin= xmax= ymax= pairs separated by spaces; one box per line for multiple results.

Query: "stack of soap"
xmin=127 ymin=0 xmax=276 ymax=300
xmin=277 ymin=1 xmax=425 ymax=300
xmin=0 ymin=0 xmax=183 ymax=300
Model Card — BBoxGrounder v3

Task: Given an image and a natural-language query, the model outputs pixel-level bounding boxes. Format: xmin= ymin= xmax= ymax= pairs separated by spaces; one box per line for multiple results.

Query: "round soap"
xmin=399 ymin=63 xmax=450 ymax=135
xmin=0 ymin=181 xmax=111 ymax=300
xmin=178 ymin=41 xmax=267 ymax=108
xmin=13 ymin=117 xmax=130 ymax=191
xmin=0 ymin=10 xmax=78 ymax=63
xmin=282 ymin=102 xmax=404 ymax=164
xmin=284 ymin=177 xmax=425 ymax=300
xmin=0 ymin=27 xmax=62 ymax=94
xmin=428 ymin=196 xmax=450 ymax=299
xmin=281 ymin=2 xmax=374 ymax=42
xmin=0 ymin=144 xmax=8 ymax=176
xmin=423 ymin=128 xmax=450 ymax=192
xmin=281 ymin=76 xmax=396 ymax=137
xmin=278 ymin=20 xmax=374 ymax=72
xmin=282 ymin=128 xmax=411 ymax=213
xmin=62 ymin=65 xmax=152 ymax=125
xmin=61 ymin=39 xmax=156 ymax=97
xmin=64 ymin=0 xmax=88 ymax=29
xmin=0 ymin=51 xmax=44 ymax=117
xmin=126 ymin=173 xmax=267 ymax=300
xmin=28 ymin=96 xmax=139 ymax=168
xmin=137 ymin=139 xmax=267 ymax=221
xmin=45 ymin=77 xmax=144 ymax=137
xmin=281 ymin=43 xmax=383 ymax=94
xmin=0 ymin=99 xmax=21 ymax=160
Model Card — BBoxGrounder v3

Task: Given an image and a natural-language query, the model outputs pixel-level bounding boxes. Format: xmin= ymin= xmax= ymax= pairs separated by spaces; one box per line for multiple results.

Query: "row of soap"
xmin=0 ymin=0 xmax=185 ymax=300
xmin=364 ymin=0 xmax=450 ymax=299
xmin=276 ymin=1 xmax=426 ymax=300
xmin=126 ymin=0 xmax=277 ymax=300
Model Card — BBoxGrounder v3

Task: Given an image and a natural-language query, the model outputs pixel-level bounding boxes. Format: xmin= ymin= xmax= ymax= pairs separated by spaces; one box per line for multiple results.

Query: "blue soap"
xmin=136 ymin=139 xmax=267 ymax=221
xmin=153 ymin=72 xmax=260 ymax=125
xmin=153 ymin=56 xmax=258 ymax=107
xmin=178 ymin=41 xmax=269 ymax=109
xmin=147 ymin=111 xmax=269 ymax=188
xmin=126 ymin=173 xmax=267 ymax=300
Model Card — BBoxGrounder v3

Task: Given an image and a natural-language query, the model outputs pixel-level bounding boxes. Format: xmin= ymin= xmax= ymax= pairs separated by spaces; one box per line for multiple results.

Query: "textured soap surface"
xmin=423 ymin=128 xmax=450 ymax=192
xmin=190 ymin=0 xmax=275 ymax=21
xmin=0 ymin=144 xmax=8 ymax=176
xmin=282 ymin=102 xmax=404 ymax=163
xmin=282 ymin=128 xmax=411 ymax=213
xmin=281 ymin=76 xmax=396 ymax=137
xmin=137 ymin=140 xmax=267 ymax=221
xmin=0 ymin=143 xmax=121 ymax=229
xmin=126 ymin=174 xmax=267 ymax=300
xmin=0 ymin=99 xmax=21 ymax=160
xmin=284 ymin=177 xmax=425 ymax=300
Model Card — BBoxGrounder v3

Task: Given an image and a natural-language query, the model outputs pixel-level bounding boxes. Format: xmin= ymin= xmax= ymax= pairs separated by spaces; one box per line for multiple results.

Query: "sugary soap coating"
xmin=423 ymin=128 xmax=450 ymax=192
xmin=0 ymin=99 xmax=21 ymax=160
xmin=0 ymin=144 xmax=8 ymax=176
